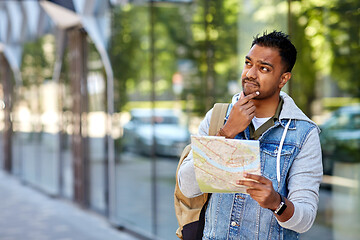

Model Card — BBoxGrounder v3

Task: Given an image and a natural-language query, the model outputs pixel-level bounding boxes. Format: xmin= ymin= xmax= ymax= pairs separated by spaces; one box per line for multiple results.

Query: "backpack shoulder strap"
xmin=174 ymin=102 xmax=229 ymax=239
xmin=209 ymin=103 xmax=229 ymax=136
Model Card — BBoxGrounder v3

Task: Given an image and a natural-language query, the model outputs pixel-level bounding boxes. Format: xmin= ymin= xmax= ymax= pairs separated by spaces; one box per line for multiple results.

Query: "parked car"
xmin=320 ymin=104 xmax=360 ymax=175
xmin=122 ymin=108 xmax=190 ymax=157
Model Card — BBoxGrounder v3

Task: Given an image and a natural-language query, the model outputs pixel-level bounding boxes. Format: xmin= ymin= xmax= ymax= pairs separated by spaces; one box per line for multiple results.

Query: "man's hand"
xmin=236 ymin=173 xmax=280 ymax=211
xmin=237 ymin=173 xmax=295 ymax=222
xmin=218 ymin=91 xmax=259 ymax=139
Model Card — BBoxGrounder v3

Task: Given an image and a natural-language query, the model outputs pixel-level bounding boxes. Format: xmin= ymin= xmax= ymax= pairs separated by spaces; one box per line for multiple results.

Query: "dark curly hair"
xmin=251 ymin=30 xmax=297 ymax=72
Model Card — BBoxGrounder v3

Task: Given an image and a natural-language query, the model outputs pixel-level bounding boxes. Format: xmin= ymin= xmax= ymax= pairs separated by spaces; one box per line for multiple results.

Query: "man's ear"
xmin=279 ymin=72 xmax=291 ymax=88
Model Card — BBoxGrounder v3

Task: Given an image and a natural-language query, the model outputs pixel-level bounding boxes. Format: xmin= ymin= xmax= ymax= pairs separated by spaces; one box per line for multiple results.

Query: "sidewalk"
xmin=0 ymin=171 xmax=140 ymax=240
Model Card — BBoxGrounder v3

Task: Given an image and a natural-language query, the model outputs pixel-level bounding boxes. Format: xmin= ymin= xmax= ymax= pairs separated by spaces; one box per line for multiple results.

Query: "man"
xmin=177 ymin=31 xmax=323 ymax=239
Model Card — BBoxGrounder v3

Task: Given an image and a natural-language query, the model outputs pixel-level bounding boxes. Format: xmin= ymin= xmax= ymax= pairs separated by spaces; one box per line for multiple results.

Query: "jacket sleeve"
xmin=177 ymin=108 xmax=213 ymax=198
xmin=278 ymin=127 xmax=323 ymax=233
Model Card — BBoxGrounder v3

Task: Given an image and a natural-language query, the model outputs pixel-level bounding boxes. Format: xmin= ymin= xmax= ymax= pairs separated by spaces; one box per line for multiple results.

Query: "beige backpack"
xmin=174 ymin=103 xmax=229 ymax=240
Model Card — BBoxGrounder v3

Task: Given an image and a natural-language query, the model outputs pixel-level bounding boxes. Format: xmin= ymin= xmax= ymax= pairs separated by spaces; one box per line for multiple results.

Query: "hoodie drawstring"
xmin=276 ymin=119 xmax=292 ymax=184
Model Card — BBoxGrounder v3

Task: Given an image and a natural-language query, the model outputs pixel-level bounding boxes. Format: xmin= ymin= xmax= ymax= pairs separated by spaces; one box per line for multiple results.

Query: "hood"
xmin=279 ymin=92 xmax=314 ymax=123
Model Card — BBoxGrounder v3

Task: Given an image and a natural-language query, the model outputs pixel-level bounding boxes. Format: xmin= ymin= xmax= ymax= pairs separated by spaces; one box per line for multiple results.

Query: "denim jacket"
xmin=202 ymin=93 xmax=320 ymax=240
xmin=178 ymin=92 xmax=323 ymax=239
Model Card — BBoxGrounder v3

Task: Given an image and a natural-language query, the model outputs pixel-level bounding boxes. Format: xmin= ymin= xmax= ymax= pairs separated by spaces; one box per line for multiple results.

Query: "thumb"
xmin=240 ymin=91 xmax=245 ymax=99
xmin=239 ymin=91 xmax=244 ymax=99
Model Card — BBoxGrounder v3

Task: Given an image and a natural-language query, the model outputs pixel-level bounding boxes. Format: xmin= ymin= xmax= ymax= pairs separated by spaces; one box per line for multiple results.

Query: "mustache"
xmin=242 ymin=77 xmax=260 ymax=86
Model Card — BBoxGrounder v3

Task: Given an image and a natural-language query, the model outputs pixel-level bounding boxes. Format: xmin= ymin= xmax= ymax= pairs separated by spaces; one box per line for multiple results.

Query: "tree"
xmin=109 ymin=0 xmax=240 ymax=115
xmin=290 ymin=0 xmax=360 ymax=114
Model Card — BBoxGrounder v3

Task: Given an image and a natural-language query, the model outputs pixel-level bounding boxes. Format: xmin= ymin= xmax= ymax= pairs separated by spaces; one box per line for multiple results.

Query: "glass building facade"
xmin=0 ymin=0 xmax=359 ymax=239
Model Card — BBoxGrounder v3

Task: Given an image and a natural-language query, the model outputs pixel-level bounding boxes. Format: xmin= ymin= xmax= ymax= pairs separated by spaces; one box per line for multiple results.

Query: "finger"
xmin=236 ymin=180 xmax=263 ymax=189
xmin=246 ymin=107 xmax=256 ymax=120
xmin=232 ymin=101 xmax=255 ymax=116
xmin=244 ymin=173 xmax=271 ymax=185
xmin=246 ymin=188 xmax=264 ymax=196
xmin=238 ymin=91 xmax=259 ymax=104
xmin=236 ymin=99 xmax=254 ymax=108
xmin=248 ymin=111 xmax=256 ymax=120
xmin=245 ymin=104 xmax=256 ymax=113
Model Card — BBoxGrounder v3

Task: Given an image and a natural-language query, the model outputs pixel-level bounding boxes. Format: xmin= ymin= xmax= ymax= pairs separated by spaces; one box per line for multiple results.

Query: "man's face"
xmin=241 ymin=44 xmax=290 ymax=100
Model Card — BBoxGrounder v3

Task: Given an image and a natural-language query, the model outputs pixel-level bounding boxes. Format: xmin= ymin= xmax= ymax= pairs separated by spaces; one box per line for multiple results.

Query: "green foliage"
xmin=327 ymin=1 xmax=360 ymax=97
xmin=109 ymin=5 xmax=150 ymax=111
xmin=109 ymin=0 xmax=240 ymax=115
xmin=21 ymin=35 xmax=55 ymax=87
xmin=290 ymin=0 xmax=360 ymax=115
xmin=289 ymin=2 xmax=318 ymax=116
xmin=189 ymin=0 xmax=239 ymax=112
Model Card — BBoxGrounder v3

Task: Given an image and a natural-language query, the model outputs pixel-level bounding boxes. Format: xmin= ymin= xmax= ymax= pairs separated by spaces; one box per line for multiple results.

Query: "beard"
xmin=242 ymin=77 xmax=260 ymax=96
xmin=241 ymin=77 xmax=280 ymax=100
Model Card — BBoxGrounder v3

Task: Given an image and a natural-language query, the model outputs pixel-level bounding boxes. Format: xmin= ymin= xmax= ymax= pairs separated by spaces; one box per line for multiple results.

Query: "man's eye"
xmin=261 ymin=67 xmax=269 ymax=72
xmin=245 ymin=61 xmax=251 ymax=66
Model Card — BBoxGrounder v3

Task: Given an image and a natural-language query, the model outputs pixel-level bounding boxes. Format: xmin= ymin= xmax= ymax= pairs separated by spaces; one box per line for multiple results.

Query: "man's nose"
xmin=246 ymin=66 xmax=257 ymax=79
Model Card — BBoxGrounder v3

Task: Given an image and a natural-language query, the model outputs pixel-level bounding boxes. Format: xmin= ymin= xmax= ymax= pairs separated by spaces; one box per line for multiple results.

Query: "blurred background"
xmin=0 ymin=0 xmax=359 ymax=239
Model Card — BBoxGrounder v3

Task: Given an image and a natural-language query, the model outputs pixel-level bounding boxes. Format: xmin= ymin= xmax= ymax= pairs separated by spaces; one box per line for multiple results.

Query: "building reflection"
xmin=0 ymin=0 xmax=359 ymax=239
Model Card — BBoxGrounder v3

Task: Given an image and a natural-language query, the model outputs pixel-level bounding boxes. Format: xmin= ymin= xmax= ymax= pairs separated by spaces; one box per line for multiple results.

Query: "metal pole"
xmin=53 ymin=28 xmax=66 ymax=196
xmin=105 ymin=36 xmax=116 ymax=223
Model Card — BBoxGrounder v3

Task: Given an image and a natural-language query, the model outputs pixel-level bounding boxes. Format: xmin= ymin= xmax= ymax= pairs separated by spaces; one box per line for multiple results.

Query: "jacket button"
xmin=231 ymin=221 xmax=237 ymax=227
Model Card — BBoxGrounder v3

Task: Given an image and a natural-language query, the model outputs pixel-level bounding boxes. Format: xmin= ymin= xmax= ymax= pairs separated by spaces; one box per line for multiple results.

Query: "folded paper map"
xmin=191 ymin=135 xmax=261 ymax=193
